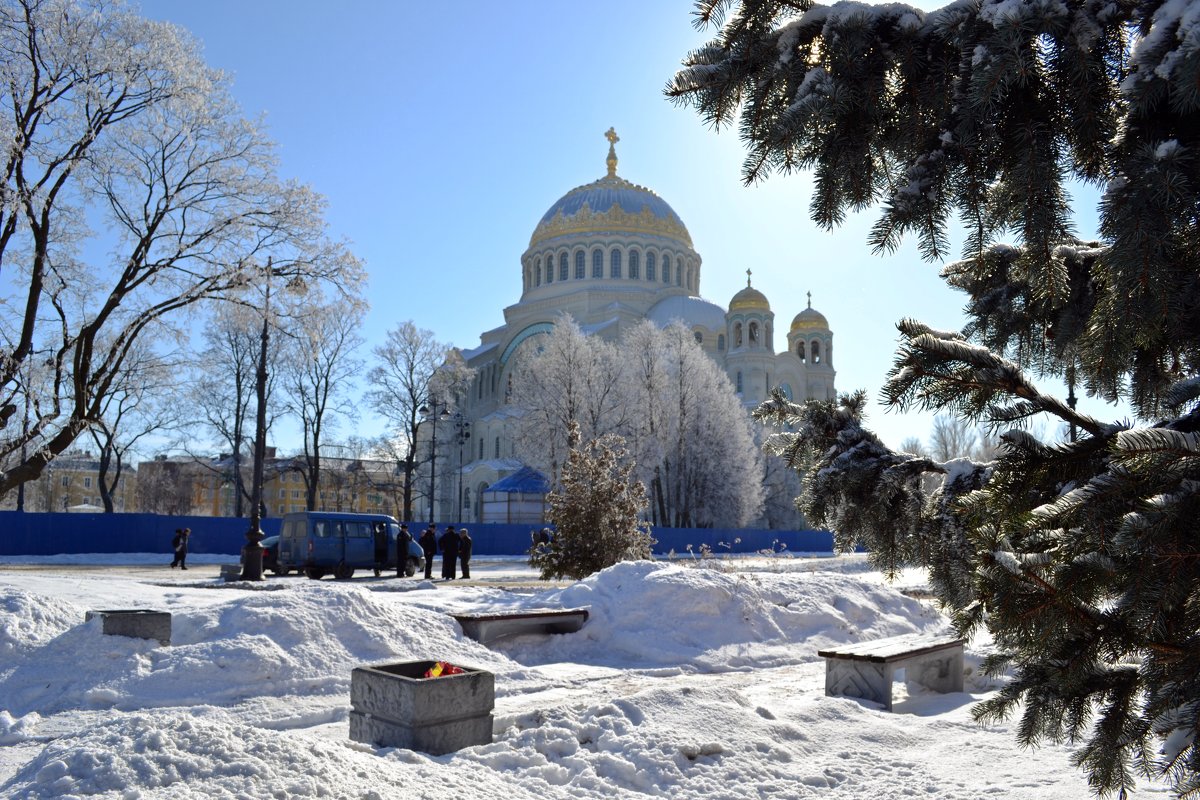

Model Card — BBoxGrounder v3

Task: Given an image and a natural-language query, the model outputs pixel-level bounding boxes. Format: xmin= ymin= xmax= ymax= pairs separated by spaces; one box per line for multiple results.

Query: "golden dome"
xmin=790 ymin=292 xmax=828 ymax=331
xmin=528 ymin=129 xmax=693 ymax=249
xmin=729 ymin=270 xmax=770 ymax=312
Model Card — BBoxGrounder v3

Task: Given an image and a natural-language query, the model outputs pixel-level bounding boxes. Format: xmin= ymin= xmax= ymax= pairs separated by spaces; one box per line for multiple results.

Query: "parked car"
xmin=238 ymin=535 xmax=287 ymax=575
xmin=261 ymin=535 xmax=282 ymax=574
xmin=276 ymin=512 xmax=425 ymax=580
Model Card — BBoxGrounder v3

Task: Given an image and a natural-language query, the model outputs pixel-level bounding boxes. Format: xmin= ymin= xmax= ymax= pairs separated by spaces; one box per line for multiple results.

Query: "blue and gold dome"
xmin=529 ymin=129 xmax=693 ymax=249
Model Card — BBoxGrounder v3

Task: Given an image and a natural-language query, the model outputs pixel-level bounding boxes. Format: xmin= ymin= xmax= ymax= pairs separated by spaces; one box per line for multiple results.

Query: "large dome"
xmin=528 ymin=130 xmax=692 ymax=249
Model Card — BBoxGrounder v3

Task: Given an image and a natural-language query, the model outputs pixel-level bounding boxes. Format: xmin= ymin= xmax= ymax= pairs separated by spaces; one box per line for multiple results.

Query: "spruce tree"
xmin=533 ymin=423 xmax=654 ymax=581
xmin=670 ymin=0 xmax=1200 ymax=795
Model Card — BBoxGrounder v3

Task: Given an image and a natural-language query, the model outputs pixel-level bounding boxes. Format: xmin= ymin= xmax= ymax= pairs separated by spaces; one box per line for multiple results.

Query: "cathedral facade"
xmin=436 ymin=131 xmax=835 ymax=523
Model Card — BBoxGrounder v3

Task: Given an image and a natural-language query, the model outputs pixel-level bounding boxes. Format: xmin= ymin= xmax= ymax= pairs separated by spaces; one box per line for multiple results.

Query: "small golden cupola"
xmin=790 ymin=291 xmax=828 ymax=332
xmin=729 ymin=270 xmax=770 ymax=312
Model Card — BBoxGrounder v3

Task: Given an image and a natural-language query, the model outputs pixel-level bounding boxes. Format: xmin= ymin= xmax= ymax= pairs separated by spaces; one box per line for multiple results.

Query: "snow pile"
xmin=0 ymin=592 xmax=82 ymax=657
xmin=0 ymin=584 xmax=517 ymax=717
xmin=494 ymin=561 xmax=946 ymax=670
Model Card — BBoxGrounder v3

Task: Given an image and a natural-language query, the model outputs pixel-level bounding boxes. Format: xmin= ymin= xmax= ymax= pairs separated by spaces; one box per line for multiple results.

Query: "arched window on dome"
xmin=646 ymin=252 xmax=656 ymax=282
xmin=733 ymin=322 xmax=743 ymax=348
xmin=685 ymin=265 xmax=692 ymax=290
xmin=610 ymin=248 xmax=622 ymax=278
xmin=629 ymin=250 xmax=640 ymax=279
xmin=545 ymin=258 xmax=553 ymax=283
xmin=494 ymin=436 xmax=500 ymax=459
xmin=717 ymin=334 xmax=725 ymax=351
xmin=797 ymin=341 xmax=806 ymax=362
xmin=662 ymin=254 xmax=671 ymax=284
xmin=478 ymin=437 xmax=484 ymax=460
xmin=592 ymin=248 xmax=603 ymax=278
xmin=575 ymin=250 xmax=585 ymax=279
xmin=736 ymin=371 xmax=743 ymax=394
xmin=749 ymin=321 xmax=759 ymax=346
xmin=812 ymin=340 xmax=821 ymax=364
xmin=676 ymin=263 xmax=683 ymax=286
xmin=559 ymin=253 xmax=568 ymax=282
xmin=535 ymin=258 xmax=541 ymax=287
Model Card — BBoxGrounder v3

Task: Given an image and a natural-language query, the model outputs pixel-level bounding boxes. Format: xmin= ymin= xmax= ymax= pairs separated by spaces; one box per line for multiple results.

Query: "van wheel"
xmin=305 ymin=567 xmax=326 ymax=580
xmin=373 ymin=567 xmax=382 ymax=578
xmin=335 ymin=562 xmax=355 ymax=580
xmin=406 ymin=558 xmax=418 ymax=578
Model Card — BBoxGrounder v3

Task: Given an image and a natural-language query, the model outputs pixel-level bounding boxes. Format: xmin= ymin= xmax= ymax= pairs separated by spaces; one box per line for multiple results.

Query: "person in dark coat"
xmin=170 ymin=528 xmax=190 ymax=570
xmin=372 ymin=522 xmax=389 ymax=575
xmin=395 ymin=524 xmax=412 ymax=577
xmin=458 ymin=528 xmax=473 ymax=579
xmin=439 ymin=525 xmax=459 ymax=580
xmin=419 ymin=524 xmax=438 ymax=579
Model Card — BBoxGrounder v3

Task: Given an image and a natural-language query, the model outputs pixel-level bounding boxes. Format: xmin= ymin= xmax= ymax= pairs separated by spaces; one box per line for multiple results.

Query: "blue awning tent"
xmin=482 ymin=467 xmax=548 ymax=524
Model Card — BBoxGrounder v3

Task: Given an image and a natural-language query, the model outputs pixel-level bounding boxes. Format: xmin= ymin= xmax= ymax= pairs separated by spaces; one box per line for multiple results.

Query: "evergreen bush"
xmin=532 ymin=424 xmax=654 ymax=580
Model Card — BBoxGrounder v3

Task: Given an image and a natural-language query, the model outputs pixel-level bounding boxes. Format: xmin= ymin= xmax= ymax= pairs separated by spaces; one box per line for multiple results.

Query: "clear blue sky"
xmin=138 ymin=0 xmax=1118 ymax=452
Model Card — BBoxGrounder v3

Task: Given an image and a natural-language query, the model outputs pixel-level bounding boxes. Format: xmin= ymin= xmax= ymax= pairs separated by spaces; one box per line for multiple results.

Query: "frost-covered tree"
xmin=533 ymin=422 xmax=654 ymax=581
xmin=279 ymin=297 xmax=365 ymax=511
xmin=509 ymin=318 xmax=764 ymax=527
xmin=509 ymin=315 xmax=627 ymax=484
xmin=625 ymin=322 xmax=764 ymax=528
xmin=193 ymin=306 xmax=286 ymax=517
xmin=928 ymin=414 xmax=978 ymax=461
xmin=366 ymin=321 xmax=465 ymax=521
xmin=672 ymin=0 xmax=1200 ymax=794
xmin=88 ymin=340 xmax=184 ymax=513
xmin=0 ymin=0 xmax=363 ymax=499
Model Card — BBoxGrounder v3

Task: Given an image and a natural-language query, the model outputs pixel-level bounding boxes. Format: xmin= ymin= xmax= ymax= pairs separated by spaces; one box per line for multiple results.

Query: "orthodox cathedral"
xmin=444 ymin=130 xmax=835 ymax=523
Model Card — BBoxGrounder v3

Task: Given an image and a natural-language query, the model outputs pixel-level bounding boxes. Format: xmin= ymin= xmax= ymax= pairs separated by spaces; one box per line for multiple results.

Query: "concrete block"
xmin=86 ymin=609 xmax=171 ymax=645
xmin=350 ymin=661 xmax=494 ymax=754
xmin=220 ymin=565 xmax=243 ymax=581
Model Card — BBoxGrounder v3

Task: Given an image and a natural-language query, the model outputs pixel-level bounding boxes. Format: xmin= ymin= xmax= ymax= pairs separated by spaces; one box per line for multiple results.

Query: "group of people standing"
xmin=418 ymin=524 xmax=473 ymax=580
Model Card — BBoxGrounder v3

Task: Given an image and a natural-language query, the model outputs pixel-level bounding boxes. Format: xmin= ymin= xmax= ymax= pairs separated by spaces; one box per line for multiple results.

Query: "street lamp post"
xmin=418 ymin=399 xmax=450 ymax=522
xmin=240 ymin=257 xmax=275 ymax=581
xmin=451 ymin=413 xmax=471 ymax=522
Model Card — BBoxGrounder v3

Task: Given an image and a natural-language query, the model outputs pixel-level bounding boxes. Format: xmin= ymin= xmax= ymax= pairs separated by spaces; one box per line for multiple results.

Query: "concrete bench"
xmin=452 ymin=609 xmax=589 ymax=644
xmin=817 ymin=633 xmax=964 ymax=711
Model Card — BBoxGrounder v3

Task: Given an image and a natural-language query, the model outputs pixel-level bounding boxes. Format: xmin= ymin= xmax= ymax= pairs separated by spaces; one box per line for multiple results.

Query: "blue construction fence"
xmin=0 ymin=511 xmax=834 ymax=557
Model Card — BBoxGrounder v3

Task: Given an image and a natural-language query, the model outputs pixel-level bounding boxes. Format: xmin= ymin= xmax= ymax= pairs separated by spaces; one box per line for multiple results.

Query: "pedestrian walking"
xmin=458 ymin=528 xmax=473 ymax=579
xmin=170 ymin=528 xmax=190 ymax=570
xmin=396 ymin=523 xmax=412 ymax=577
xmin=419 ymin=524 xmax=437 ymax=579
xmin=439 ymin=525 xmax=459 ymax=580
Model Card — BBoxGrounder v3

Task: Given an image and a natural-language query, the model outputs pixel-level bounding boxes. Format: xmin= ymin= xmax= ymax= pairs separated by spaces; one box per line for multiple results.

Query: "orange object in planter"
xmin=422 ymin=661 xmax=464 ymax=678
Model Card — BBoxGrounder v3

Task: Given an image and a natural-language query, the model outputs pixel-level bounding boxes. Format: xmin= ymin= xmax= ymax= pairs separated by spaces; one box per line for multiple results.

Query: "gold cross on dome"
xmin=605 ymin=127 xmax=620 ymax=176
xmin=746 ymin=268 xmax=752 ymax=287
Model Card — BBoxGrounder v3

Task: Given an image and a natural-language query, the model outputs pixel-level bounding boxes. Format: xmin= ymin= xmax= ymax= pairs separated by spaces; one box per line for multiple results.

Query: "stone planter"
xmin=86 ymin=609 xmax=171 ymax=645
xmin=349 ymin=661 xmax=494 ymax=754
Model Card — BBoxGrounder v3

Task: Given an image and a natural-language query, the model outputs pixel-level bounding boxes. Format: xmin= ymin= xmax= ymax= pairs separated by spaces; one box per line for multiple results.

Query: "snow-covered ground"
xmin=0 ymin=553 xmax=1170 ymax=798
